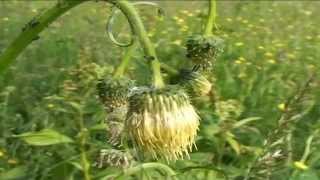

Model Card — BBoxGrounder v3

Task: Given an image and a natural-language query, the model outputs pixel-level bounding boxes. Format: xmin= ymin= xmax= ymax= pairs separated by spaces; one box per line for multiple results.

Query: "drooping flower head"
xmin=173 ymin=69 xmax=212 ymax=97
xmin=125 ymin=86 xmax=200 ymax=161
xmin=186 ymin=35 xmax=224 ymax=69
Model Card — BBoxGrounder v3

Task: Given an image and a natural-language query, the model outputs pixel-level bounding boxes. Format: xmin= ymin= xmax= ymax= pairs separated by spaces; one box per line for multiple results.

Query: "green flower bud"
xmin=125 ymin=86 xmax=200 ymax=161
xmin=96 ymin=77 xmax=133 ymax=112
xmin=186 ymin=35 xmax=224 ymax=69
xmin=174 ymin=69 xmax=212 ymax=97
xmin=96 ymin=149 xmax=132 ymax=168
xmin=105 ymin=107 xmax=127 ymax=147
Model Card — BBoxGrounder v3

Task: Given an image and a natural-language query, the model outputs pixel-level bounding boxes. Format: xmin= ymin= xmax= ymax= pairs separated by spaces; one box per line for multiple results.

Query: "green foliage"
xmin=13 ymin=129 xmax=73 ymax=146
xmin=1 ymin=1 xmax=320 ymax=180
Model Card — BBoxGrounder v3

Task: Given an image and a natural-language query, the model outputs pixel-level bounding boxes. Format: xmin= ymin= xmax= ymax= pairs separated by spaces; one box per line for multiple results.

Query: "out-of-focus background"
xmin=0 ymin=1 xmax=320 ymax=179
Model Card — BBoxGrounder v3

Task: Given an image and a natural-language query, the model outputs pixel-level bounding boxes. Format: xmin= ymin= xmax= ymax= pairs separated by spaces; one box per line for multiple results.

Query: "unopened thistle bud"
xmin=125 ymin=86 xmax=200 ymax=161
xmin=96 ymin=149 xmax=132 ymax=169
xmin=186 ymin=35 xmax=224 ymax=69
xmin=96 ymin=77 xmax=133 ymax=112
xmin=97 ymin=77 xmax=133 ymax=146
xmin=174 ymin=69 xmax=212 ymax=97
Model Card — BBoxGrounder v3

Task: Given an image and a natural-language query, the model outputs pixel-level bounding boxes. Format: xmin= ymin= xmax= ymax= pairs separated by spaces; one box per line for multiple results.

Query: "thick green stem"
xmin=78 ymin=109 xmax=91 ymax=180
xmin=0 ymin=1 xmax=86 ymax=74
xmin=113 ymin=43 xmax=137 ymax=78
xmin=204 ymin=0 xmax=217 ymax=36
xmin=113 ymin=0 xmax=165 ymax=88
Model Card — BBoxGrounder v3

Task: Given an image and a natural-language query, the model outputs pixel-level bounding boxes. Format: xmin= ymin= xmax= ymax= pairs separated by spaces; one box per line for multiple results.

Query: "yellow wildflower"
xmin=173 ymin=40 xmax=182 ymax=46
xmin=226 ymin=18 xmax=232 ymax=22
xmin=268 ymin=59 xmax=276 ymax=64
xmin=306 ymin=36 xmax=312 ymax=40
xmin=287 ymin=53 xmax=296 ymax=59
xmin=47 ymin=104 xmax=54 ymax=108
xmin=235 ymin=60 xmax=242 ymax=64
xmin=0 ymin=149 xmax=4 ymax=157
xmin=303 ymin=11 xmax=312 ymax=16
xmin=242 ymin=19 xmax=248 ymax=24
xmin=277 ymin=103 xmax=286 ymax=111
xmin=239 ymin=57 xmax=246 ymax=61
xmin=8 ymin=159 xmax=18 ymax=164
xmin=275 ymin=43 xmax=284 ymax=48
xmin=187 ymin=13 xmax=194 ymax=17
xmin=294 ymin=161 xmax=309 ymax=170
xmin=235 ymin=42 xmax=244 ymax=47
xmin=264 ymin=52 xmax=273 ymax=57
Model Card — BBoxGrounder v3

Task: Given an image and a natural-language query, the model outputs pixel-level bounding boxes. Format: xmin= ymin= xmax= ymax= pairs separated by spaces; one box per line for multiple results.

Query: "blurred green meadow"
xmin=1 ymin=1 xmax=320 ymax=179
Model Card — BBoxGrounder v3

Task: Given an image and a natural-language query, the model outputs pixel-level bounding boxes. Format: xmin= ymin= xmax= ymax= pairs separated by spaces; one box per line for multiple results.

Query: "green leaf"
xmin=225 ymin=132 xmax=241 ymax=155
xmin=233 ymin=117 xmax=261 ymax=129
xmin=13 ymin=129 xmax=74 ymax=146
xmin=291 ymin=170 xmax=319 ymax=180
xmin=0 ymin=166 xmax=27 ymax=180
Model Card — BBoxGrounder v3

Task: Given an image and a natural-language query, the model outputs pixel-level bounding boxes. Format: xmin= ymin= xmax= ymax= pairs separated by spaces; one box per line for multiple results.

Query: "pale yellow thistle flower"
xmin=125 ymin=86 xmax=200 ymax=161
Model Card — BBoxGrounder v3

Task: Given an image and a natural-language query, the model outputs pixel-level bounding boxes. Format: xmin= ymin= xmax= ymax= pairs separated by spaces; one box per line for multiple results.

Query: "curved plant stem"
xmin=0 ymin=0 xmax=86 ymax=74
xmin=204 ymin=0 xmax=217 ymax=36
xmin=112 ymin=0 xmax=165 ymax=88
xmin=113 ymin=42 xmax=178 ymax=78
xmin=113 ymin=43 xmax=137 ymax=78
xmin=116 ymin=162 xmax=177 ymax=179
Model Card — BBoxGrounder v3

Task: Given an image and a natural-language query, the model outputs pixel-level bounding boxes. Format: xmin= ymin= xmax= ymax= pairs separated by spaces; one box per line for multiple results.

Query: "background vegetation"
xmin=0 ymin=1 xmax=320 ymax=179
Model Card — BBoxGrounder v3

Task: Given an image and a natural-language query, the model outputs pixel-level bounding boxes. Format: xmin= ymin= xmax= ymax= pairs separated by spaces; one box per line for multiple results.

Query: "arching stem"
xmin=113 ymin=43 xmax=137 ymax=78
xmin=112 ymin=0 xmax=165 ymax=88
xmin=0 ymin=0 xmax=86 ymax=74
xmin=113 ymin=43 xmax=179 ymax=77
xmin=204 ymin=0 xmax=217 ymax=36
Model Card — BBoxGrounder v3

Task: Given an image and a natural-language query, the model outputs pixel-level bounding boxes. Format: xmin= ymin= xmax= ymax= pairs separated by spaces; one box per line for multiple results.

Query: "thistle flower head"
xmin=125 ymin=86 xmax=200 ymax=161
xmin=174 ymin=69 xmax=212 ymax=97
xmin=96 ymin=77 xmax=133 ymax=112
xmin=186 ymin=35 xmax=224 ymax=69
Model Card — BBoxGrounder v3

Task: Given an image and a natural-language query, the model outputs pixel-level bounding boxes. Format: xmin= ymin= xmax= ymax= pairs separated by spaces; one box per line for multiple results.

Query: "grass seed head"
xmin=125 ymin=86 xmax=200 ymax=161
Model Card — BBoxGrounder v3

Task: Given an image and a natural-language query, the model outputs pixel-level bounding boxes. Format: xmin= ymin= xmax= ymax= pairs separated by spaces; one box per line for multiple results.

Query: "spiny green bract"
xmin=186 ymin=34 xmax=224 ymax=69
xmin=96 ymin=149 xmax=133 ymax=168
xmin=96 ymin=77 xmax=134 ymax=112
xmin=125 ymin=86 xmax=200 ymax=161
